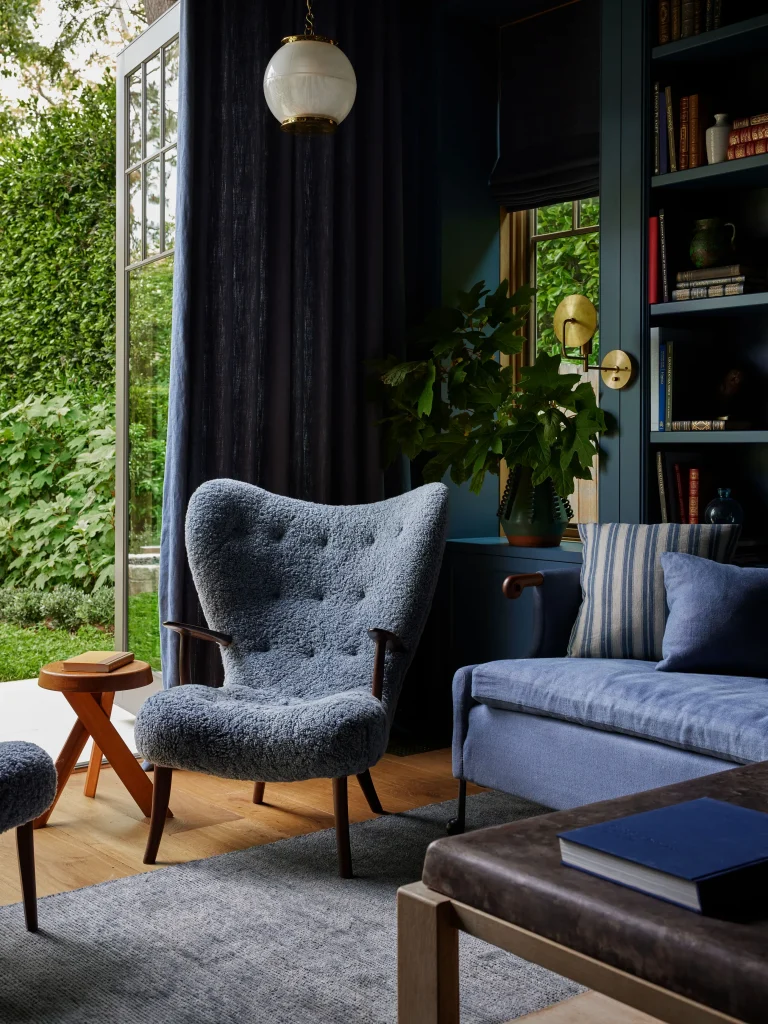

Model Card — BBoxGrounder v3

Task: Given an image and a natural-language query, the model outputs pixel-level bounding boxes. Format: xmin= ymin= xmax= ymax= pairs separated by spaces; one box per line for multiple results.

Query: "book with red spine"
xmin=728 ymin=140 xmax=768 ymax=160
xmin=679 ymin=96 xmax=690 ymax=170
xmin=674 ymin=462 xmax=687 ymax=523
xmin=659 ymin=209 xmax=670 ymax=301
xmin=732 ymin=113 xmax=768 ymax=129
xmin=688 ymin=468 xmax=700 ymax=524
xmin=729 ymin=125 xmax=768 ymax=145
xmin=649 ymin=216 xmax=660 ymax=305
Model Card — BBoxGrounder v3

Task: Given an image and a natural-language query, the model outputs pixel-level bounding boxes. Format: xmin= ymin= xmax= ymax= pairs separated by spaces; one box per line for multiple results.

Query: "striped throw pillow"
xmin=568 ymin=523 xmax=741 ymax=662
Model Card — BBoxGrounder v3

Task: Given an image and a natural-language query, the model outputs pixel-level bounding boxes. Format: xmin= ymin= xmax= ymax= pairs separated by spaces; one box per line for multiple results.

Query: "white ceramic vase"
xmin=706 ymin=114 xmax=731 ymax=165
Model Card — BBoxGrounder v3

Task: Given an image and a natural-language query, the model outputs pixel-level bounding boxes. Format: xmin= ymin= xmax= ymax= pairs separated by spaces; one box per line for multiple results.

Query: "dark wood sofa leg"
xmin=333 ymin=777 xmax=353 ymax=878
xmin=446 ymin=779 xmax=466 ymax=836
xmin=356 ymin=769 xmax=385 ymax=814
xmin=16 ymin=821 xmax=38 ymax=932
xmin=252 ymin=781 xmax=265 ymax=805
xmin=143 ymin=766 xmax=173 ymax=865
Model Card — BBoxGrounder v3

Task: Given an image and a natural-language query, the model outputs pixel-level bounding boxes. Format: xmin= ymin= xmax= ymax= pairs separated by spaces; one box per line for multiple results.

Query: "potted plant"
xmin=375 ymin=280 xmax=606 ymax=546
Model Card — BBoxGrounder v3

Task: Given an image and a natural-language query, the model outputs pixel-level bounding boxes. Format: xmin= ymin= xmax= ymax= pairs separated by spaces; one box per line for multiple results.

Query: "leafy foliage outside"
xmin=0 ymin=394 xmax=115 ymax=591
xmin=0 ymin=583 xmax=114 ymax=630
xmin=128 ymin=257 xmax=174 ymax=550
xmin=376 ymin=280 xmax=606 ymax=500
xmin=0 ymin=79 xmax=117 ymax=407
xmin=534 ymin=199 xmax=600 ymax=362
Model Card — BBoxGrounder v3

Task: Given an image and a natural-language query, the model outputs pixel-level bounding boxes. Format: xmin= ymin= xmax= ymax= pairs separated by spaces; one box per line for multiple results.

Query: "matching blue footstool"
xmin=0 ymin=741 xmax=57 ymax=931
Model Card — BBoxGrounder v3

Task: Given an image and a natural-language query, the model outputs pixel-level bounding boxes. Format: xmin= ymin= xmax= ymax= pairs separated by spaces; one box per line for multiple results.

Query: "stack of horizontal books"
xmin=672 ymin=265 xmax=766 ymax=301
xmin=728 ymin=114 xmax=768 ymax=161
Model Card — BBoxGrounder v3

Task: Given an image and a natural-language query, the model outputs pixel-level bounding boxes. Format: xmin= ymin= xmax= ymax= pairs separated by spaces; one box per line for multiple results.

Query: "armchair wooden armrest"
xmin=162 ymin=621 xmax=233 ymax=687
xmin=502 ymin=573 xmax=544 ymax=601
xmin=367 ymin=628 xmax=406 ymax=701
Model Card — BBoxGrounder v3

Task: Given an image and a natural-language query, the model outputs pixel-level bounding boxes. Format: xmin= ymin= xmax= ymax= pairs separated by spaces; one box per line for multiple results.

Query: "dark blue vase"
xmin=704 ymin=487 xmax=744 ymax=525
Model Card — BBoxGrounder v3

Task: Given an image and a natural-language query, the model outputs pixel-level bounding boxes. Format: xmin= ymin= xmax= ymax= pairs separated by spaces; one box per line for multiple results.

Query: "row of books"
xmin=650 ymin=335 xmax=751 ymax=430
xmin=653 ymin=85 xmax=705 ymax=175
xmin=655 ymin=451 xmax=705 ymax=523
xmin=658 ymin=0 xmax=723 ymax=46
xmin=728 ymin=112 xmax=768 ymax=161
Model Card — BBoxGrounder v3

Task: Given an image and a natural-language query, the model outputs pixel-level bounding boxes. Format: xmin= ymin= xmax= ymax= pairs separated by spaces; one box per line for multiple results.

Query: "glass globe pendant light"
xmin=263 ymin=0 xmax=357 ymax=135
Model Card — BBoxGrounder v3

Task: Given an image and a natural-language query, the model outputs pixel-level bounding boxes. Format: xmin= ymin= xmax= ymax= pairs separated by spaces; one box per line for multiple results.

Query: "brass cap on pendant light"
xmin=263 ymin=0 xmax=357 ymax=135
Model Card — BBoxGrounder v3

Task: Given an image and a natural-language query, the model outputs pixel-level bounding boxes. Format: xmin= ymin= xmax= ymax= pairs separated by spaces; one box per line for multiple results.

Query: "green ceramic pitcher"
xmin=689 ymin=218 xmax=736 ymax=269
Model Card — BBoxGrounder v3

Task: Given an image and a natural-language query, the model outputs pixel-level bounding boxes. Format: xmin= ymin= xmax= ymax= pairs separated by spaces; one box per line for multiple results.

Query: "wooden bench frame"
xmin=397 ymin=881 xmax=745 ymax=1024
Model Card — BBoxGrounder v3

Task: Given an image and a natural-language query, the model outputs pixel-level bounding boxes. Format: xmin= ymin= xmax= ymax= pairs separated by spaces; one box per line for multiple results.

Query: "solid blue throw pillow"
xmin=658 ymin=552 xmax=768 ymax=676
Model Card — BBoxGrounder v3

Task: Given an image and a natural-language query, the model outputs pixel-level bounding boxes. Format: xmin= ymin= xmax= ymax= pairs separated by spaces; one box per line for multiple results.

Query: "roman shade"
xmin=491 ymin=0 xmax=600 ymax=211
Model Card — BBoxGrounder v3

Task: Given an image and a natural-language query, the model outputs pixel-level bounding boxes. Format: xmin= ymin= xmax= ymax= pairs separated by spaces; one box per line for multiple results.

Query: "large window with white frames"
xmin=116 ymin=4 xmax=180 ymax=678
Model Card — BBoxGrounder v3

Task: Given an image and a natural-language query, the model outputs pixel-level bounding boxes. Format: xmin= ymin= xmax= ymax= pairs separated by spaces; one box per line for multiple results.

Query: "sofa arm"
xmin=451 ymin=665 xmax=477 ymax=781
xmin=516 ymin=567 xmax=583 ymax=658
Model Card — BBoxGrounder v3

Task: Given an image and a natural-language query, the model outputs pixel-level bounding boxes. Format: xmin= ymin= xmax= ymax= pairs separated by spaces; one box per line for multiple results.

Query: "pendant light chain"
xmin=305 ymin=0 xmax=315 ymax=37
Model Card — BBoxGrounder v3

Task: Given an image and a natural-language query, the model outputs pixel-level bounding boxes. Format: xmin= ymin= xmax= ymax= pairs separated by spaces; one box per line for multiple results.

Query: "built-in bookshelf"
xmin=645 ymin=4 xmax=768 ymax=556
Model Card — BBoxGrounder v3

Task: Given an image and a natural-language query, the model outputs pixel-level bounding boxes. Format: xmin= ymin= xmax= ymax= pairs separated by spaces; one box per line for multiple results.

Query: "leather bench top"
xmin=422 ymin=764 xmax=768 ymax=1024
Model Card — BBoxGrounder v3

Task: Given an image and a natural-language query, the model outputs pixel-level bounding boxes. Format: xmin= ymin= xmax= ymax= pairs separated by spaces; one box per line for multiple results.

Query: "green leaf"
xmin=417 ymin=363 xmax=437 ymax=418
xmin=381 ymin=360 xmax=425 ymax=387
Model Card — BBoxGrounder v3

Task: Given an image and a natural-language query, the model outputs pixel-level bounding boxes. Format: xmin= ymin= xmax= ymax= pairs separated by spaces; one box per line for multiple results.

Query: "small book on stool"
xmin=559 ymin=797 xmax=768 ymax=917
xmin=61 ymin=651 xmax=135 ymax=673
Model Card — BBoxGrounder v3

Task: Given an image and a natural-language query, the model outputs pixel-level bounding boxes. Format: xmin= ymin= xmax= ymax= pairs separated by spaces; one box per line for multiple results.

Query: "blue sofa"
xmin=451 ymin=567 xmax=768 ymax=828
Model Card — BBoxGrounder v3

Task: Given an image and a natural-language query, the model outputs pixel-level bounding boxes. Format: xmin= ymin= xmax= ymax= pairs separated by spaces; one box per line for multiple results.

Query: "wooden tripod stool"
xmin=34 ymin=659 xmax=171 ymax=828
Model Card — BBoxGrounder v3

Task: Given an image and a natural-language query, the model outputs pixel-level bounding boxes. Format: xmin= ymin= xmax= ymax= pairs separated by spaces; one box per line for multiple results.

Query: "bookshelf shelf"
xmin=651 ymin=13 xmax=768 ymax=64
xmin=651 ymin=153 xmax=768 ymax=191
xmin=650 ymin=293 xmax=768 ymax=317
xmin=650 ymin=431 xmax=768 ymax=445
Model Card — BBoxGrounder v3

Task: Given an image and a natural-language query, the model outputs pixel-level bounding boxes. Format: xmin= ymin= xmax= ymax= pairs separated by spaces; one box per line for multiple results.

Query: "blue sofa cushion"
xmin=659 ymin=552 xmax=768 ymax=677
xmin=471 ymin=658 xmax=768 ymax=764
xmin=568 ymin=523 xmax=740 ymax=662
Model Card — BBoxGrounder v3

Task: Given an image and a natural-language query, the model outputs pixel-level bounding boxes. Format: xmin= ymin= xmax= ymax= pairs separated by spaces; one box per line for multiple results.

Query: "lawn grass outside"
xmin=0 ymin=590 xmax=162 ymax=682
xmin=128 ymin=590 xmax=161 ymax=670
xmin=0 ymin=623 xmax=113 ymax=682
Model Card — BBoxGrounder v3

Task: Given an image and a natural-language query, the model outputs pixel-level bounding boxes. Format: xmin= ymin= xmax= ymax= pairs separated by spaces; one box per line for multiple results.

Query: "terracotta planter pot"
xmin=499 ymin=466 xmax=571 ymax=548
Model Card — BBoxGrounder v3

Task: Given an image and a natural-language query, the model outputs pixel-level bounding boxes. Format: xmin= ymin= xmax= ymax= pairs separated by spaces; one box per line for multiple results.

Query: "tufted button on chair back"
xmin=184 ymin=480 xmax=449 ymax=718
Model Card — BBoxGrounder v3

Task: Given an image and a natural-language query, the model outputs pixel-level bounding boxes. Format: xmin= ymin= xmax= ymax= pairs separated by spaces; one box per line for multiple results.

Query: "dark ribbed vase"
xmin=498 ymin=466 xmax=571 ymax=547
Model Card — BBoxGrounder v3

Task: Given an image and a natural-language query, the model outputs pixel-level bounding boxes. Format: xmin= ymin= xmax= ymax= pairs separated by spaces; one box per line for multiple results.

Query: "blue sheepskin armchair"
xmin=135 ymin=480 xmax=449 ymax=875
xmin=0 ymin=741 xmax=57 ymax=930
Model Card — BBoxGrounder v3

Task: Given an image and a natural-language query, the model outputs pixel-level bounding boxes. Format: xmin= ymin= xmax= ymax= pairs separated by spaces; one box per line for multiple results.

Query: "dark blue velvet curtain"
xmin=160 ymin=0 xmax=438 ymax=687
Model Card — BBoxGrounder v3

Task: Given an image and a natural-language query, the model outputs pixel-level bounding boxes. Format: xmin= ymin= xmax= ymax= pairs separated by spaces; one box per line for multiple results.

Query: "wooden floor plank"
xmin=0 ymin=748 xmax=474 ymax=903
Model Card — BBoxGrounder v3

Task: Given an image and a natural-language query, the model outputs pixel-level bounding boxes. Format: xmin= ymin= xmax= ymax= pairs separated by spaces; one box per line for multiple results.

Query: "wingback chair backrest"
xmin=184 ymin=480 xmax=449 ymax=718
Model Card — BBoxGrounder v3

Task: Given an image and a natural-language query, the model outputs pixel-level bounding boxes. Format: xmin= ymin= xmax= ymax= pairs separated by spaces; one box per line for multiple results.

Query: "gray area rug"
xmin=0 ymin=791 xmax=582 ymax=1024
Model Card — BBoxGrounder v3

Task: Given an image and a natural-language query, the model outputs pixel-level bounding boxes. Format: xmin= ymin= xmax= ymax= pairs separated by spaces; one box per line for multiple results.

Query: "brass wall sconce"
xmin=600 ymin=349 xmax=635 ymax=390
xmin=553 ymin=294 xmax=597 ymax=373
xmin=553 ymin=294 xmax=635 ymax=390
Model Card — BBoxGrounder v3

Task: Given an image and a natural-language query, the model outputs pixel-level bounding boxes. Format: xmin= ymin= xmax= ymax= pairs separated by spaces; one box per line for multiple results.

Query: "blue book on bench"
xmin=558 ymin=798 xmax=768 ymax=915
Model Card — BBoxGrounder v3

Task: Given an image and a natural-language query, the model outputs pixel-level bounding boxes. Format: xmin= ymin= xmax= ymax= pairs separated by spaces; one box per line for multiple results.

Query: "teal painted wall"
xmin=439 ymin=12 xmax=502 ymax=538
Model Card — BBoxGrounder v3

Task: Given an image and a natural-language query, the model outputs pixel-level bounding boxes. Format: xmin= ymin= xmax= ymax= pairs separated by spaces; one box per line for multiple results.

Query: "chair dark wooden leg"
xmin=356 ymin=769 xmax=385 ymax=814
xmin=252 ymin=781 xmax=265 ymax=805
xmin=143 ymin=766 xmax=173 ymax=865
xmin=332 ymin=777 xmax=353 ymax=879
xmin=446 ymin=779 xmax=466 ymax=835
xmin=16 ymin=821 xmax=38 ymax=932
